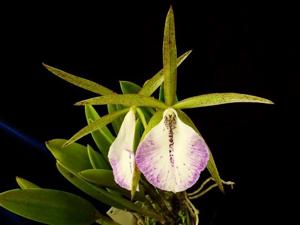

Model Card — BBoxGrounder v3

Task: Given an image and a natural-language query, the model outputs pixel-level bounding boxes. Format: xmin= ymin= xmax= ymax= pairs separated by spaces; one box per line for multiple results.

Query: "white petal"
xmin=135 ymin=108 xmax=209 ymax=192
xmin=108 ymin=109 xmax=136 ymax=190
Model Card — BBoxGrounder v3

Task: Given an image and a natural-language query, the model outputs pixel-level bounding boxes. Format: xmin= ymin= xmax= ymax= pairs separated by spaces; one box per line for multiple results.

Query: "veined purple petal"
xmin=108 ymin=109 xmax=136 ymax=190
xmin=135 ymin=108 xmax=209 ymax=192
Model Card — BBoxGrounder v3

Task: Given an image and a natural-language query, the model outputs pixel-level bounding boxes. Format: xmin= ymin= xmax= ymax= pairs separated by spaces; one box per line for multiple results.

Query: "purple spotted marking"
xmin=164 ymin=112 xmax=176 ymax=167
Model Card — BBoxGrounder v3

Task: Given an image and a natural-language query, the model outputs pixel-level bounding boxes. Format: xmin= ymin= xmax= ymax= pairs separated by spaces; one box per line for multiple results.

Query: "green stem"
xmin=141 ymin=180 xmax=175 ymax=223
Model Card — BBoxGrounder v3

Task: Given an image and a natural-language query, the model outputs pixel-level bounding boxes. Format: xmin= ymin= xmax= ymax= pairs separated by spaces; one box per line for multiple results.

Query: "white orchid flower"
xmin=135 ymin=108 xmax=209 ymax=193
xmin=108 ymin=109 xmax=137 ymax=190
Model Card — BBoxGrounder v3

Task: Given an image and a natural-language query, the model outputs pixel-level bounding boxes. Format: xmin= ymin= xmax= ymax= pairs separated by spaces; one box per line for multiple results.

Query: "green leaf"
xmin=43 ymin=63 xmax=114 ymax=96
xmin=57 ymin=162 xmax=158 ymax=219
xmin=158 ymin=84 xmax=178 ymax=103
xmin=79 ymin=169 xmax=118 ymax=189
xmin=75 ymin=94 xmax=168 ymax=109
xmin=136 ymin=108 xmax=148 ymax=129
xmin=0 ymin=188 xmax=99 ymax=225
xmin=85 ymin=105 xmax=115 ymax=157
xmin=176 ymin=110 xmax=224 ymax=192
xmin=46 ymin=139 xmax=92 ymax=172
xmin=87 ymin=145 xmax=110 ymax=169
xmin=65 ymin=108 xmax=129 ymax=147
xmin=173 ymin=93 xmax=274 ymax=109
xmin=206 ymin=153 xmax=224 ymax=192
xmin=139 ymin=50 xmax=192 ymax=97
xmin=80 ymin=169 xmax=144 ymax=202
xmin=16 ymin=177 xmax=40 ymax=189
xmin=57 ymin=161 xmax=124 ymax=209
xmin=159 ymin=85 xmax=165 ymax=102
xmin=119 ymin=81 xmax=153 ymax=126
xmin=107 ymin=104 xmax=123 ymax=135
xmin=163 ymin=7 xmax=177 ymax=106
xmin=120 ymin=81 xmax=141 ymax=94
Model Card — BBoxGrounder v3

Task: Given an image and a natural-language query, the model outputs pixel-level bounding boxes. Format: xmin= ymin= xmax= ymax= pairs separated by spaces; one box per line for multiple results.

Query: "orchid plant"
xmin=0 ymin=7 xmax=273 ymax=225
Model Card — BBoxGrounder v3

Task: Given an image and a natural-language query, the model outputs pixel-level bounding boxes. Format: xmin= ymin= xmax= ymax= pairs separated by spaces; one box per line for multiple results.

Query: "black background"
xmin=0 ymin=1 xmax=295 ymax=224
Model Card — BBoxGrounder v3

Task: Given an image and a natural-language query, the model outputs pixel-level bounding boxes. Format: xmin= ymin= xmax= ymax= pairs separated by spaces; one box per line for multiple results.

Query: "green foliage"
xmin=0 ymin=189 xmax=100 ymax=225
xmin=120 ymin=81 xmax=142 ymax=94
xmin=80 ymin=169 xmax=118 ymax=189
xmin=65 ymin=108 xmax=129 ymax=146
xmin=173 ymin=92 xmax=274 ymax=109
xmin=163 ymin=7 xmax=177 ymax=106
xmin=75 ymin=94 xmax=168 ymax=109
xmin=85 ymin=105 xmax=115 ymax=157
xmin=43 ymin=63 xmax=114 ymax=96
xmin=46 ymin=139 xmax=92 ymax=172
xmin=139 ymin=50 xmax=192 ymax=97
xmin=16 ymin=177 xmax=40 ymax=189
xmin=87 ymin=145 xmax=110 ymax=169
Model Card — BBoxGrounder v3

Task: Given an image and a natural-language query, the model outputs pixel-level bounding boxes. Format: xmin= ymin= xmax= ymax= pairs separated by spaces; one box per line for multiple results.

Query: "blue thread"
xmin=0 ymin=120 xmax=47 ymax=153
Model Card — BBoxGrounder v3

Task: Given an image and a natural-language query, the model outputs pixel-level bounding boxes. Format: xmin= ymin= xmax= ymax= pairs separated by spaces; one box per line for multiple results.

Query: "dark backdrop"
xmin=0 ymin=1 xmax=295 ymax=224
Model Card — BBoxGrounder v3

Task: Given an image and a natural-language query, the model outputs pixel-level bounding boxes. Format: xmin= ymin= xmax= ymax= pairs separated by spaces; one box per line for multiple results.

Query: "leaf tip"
xmin=15 ymin=176 xmax=21 ymax=183
xmin=74 ymin=101 xmax=84 ymax=106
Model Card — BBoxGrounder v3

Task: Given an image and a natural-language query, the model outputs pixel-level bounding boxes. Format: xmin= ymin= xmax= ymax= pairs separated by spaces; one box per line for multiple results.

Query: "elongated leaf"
xmin=176 ymin=110 xmax=224 ymax=192
xmin=46 ymin=139 xmax=92 ymax=172
xmin=206 ymin=152 xmax=224 ymax=192
xmin=163 ymin=7 xmax=177 ymax=106
xmin=120 ymin=81 xmax=152 ymax=125
xmin=57 ymin=162 xmax=159 ymax=220
xmin=159 ymin=85 xmax=165 ymax=102
xmin=16 ymin=177 xmax=40 ymax=189
xmin=65 ymin=108 xmax=129 ymax=147
xmin=0 ymin=188 xmax=99 ymax=225
xmin=57 ymin=162 xmax=124 ymax=209
xmin=107 ymin=104 xmax=123 ymax=135
xmin=120 ymin=81 xmax=141 ymax=94
xmin=136 ymin=108 xmax=147 ymax=129
xmin=75 ymin=94 xmax=168 ymax=109
xmin=43 ymin=63 xmax=114 ymax=96
xmin=139 ymin=50 xmax=192 ymax=97
xmin=85 ymin=105 xmax=115 ymax=158
xmin=173 ymin=93 xmax=274 ymax=109
xmin=80 ymin=169 xmax=144 ymax=202
xmin=158 ymin=84 xmax=178 ymax=103
xmin=46 ymin=139 xmax=91 ymax=171
xmin=80 ymin=169 xmax=118 ymax=189
xmin=87 ymin=145 xmax=110 ymax=169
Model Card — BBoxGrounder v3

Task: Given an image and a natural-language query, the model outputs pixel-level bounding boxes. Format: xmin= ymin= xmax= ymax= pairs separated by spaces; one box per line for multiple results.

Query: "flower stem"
xmin=141 ymin=179 xmax=176 ymax=224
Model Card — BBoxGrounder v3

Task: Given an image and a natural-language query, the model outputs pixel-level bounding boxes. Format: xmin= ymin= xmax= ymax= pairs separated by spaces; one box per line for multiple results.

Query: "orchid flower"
xmin=107 ymin=107 xmax=209 ymax=193
xmin=108 ymin=108 xmax=137 ymax=190
xmin=135 ymin=108 xmax=209 ymax=192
